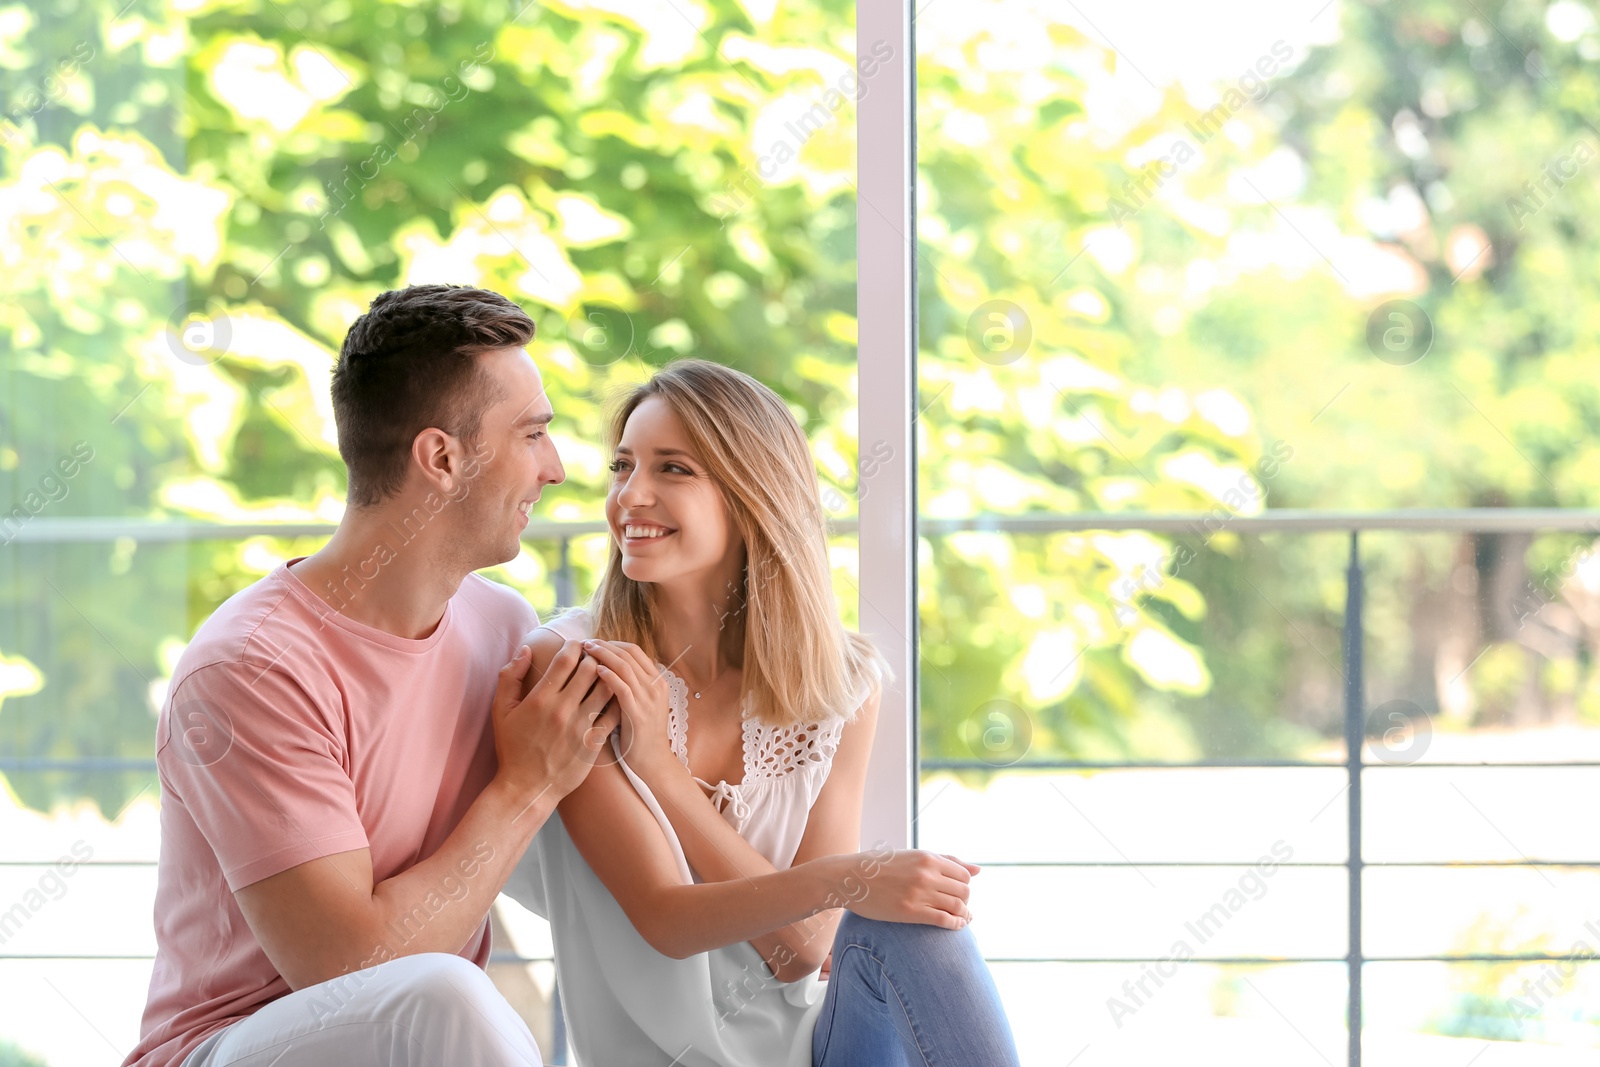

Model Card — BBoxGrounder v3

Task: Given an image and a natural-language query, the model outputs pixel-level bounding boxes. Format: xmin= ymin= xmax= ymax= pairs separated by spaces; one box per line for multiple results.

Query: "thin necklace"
xmin=680 ymin=663 xmax=736 ymax=701
xmin=682 ymin=670 xmax=712 ymax=701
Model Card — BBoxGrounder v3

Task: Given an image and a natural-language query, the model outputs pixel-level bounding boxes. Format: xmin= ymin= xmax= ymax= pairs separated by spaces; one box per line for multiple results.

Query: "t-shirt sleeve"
xmin=158 ymin=660 xmax=370 ymax=892
xmin=478 ymin=575 xmax=542 ymax=644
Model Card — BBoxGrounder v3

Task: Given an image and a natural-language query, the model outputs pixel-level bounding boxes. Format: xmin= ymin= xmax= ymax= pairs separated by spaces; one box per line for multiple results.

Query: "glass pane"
xmin=0 ymin=863 xmax=155 ymax=959
xmin=0 ymin=959 xmax=157 ymax=1066
xmin=1355 ymin=531 xmax=1600 ymax=766
xmin=1366 ymin=866 xmax=1600 ymax=961
xmin=917 ymin=528 xmax=1352 ymax=765
xmin=1366 ymin=962 xmax=1600 ymax=1054
xmin=910 ymin=0 xmax=1350 ymax=768
xmin=5 ymin=1 xmax=858 ymax=1064
xmin=1365 ymin=767 xmax=1600 ymax=864
xmin=914 ymin=0 xmax=1600 ymax=1056
xmin=917 ymin=767 xmax=1348 ymax=864
xmin=910 ymin=0 xmax=1600 ymax=752
xmin=992 ymin=961 xmax=1347 ymax=1065
xmin=965 ymin=863 xmax=1344 ymax=962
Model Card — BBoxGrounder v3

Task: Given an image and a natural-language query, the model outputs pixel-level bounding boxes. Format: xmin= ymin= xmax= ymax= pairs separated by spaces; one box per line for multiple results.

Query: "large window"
xmin=2 ymin=0 xmax=864 ymax=1060
xmin=911 ymin=0 xmax=1600 ymax=1062
xmin=5 ymin=0 xmax=1600 ymax=1064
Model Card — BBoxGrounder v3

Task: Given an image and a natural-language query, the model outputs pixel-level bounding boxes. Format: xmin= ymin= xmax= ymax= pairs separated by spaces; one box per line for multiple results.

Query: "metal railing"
xmin=918 ymin=509 xmax=1600 ymax=1066
xmin=6 ymin=509 xmax=1600 ymax=1065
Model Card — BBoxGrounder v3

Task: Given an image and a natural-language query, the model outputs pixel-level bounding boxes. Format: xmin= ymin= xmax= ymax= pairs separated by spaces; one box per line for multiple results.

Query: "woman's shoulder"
xmin=524 ymin=605 xmax=595 ymax=647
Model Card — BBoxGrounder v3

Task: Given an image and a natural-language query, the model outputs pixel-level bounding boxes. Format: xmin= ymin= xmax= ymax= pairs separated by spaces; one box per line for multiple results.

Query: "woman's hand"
xmin=492 ymin=641 xmax=619 ymax=802
xmin=580 ymin=639 xmax=677 ymax=779
xmin=845 ymin=850 xmax=980 ymax=930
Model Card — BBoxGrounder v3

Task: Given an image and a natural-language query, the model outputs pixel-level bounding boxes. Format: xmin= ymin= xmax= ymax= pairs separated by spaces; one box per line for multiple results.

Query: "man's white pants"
xmin=181 ymin=952 xmax=545 ymax=1066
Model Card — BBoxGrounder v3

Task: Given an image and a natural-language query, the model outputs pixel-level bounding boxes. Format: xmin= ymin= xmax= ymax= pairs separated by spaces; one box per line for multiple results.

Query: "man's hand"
xmin=493 ymin=640 xmax=619 ymax=804
xmin=234 ymin=645 xmax=612 ymax=991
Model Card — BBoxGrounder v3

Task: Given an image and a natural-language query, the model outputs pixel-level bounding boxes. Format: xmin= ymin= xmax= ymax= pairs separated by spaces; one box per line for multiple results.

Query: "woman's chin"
xmin=619 ymin=557 xmax=663 ymax=583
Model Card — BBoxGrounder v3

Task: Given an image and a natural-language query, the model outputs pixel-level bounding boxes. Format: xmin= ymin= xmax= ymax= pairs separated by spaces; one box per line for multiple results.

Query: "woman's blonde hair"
xmin=590 ymin=359 xmax=887 ymax=726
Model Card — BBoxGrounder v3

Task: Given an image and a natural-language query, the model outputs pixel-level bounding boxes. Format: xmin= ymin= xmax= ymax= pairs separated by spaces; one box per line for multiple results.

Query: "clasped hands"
xmin=490 ymin=637 xmax=675 ymax=802
xmin=577 ymin=638 xmax=678 ymax=777
xmin=498 ymin=636 xmax=675 ymax=767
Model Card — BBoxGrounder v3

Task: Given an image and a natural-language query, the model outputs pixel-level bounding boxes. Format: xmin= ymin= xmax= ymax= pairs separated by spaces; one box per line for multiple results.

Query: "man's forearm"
xmin=356 ymin=777 xmax=555 ymax=970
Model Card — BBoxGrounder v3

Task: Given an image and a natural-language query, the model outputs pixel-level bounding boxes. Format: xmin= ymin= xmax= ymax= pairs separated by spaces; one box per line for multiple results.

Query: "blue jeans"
xmin=812 ymin=912 xmax=1021 ymax=1067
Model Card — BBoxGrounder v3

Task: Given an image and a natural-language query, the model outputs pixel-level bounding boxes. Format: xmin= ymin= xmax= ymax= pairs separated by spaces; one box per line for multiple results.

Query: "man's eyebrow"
xmin=515 ymin=412 xmax=555 ymax=428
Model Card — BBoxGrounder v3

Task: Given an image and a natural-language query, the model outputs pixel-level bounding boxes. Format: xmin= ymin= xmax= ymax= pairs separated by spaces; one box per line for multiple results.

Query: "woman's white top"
xmin=501 ymin=608 xmax=859 ymax=1067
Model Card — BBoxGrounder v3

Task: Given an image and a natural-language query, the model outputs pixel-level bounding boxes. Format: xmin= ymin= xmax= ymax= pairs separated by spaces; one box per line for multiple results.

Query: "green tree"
xmin=14 ymin=0 xmax=1600 ymax=817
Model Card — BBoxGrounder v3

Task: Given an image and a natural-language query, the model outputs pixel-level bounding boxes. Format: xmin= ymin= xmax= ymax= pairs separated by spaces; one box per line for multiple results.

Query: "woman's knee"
xmin=836 ymin=911 xmax=978 ymax=966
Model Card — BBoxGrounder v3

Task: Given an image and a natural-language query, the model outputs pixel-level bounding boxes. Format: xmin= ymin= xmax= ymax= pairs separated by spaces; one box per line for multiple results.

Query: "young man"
xmin=124 ymin=285 xmax=614 ymax=1067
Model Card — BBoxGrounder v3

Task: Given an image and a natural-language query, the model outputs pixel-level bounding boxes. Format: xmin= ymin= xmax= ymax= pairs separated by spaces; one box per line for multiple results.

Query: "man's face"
xmin=451 ymin=346 xmax=565 ymax=568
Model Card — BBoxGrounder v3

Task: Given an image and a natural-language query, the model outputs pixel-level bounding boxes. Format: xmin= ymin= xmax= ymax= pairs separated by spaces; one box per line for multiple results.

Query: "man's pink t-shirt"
xmin=123 ymin=558 xmax=538 ymax=1067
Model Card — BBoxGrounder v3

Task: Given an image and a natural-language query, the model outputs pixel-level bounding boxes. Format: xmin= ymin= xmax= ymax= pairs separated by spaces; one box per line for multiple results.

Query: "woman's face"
xmin=606 ymin=396 xmax=741 ymax=588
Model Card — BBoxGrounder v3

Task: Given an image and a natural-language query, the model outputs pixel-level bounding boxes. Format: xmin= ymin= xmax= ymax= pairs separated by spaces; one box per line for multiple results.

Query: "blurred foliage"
xmin=4 ymin=0 xmax=1600 ymax=817
xmin=915 ymin=0 xmax=1600 ymax=767
xmin=2 ymin=0 xmax=875 ymax=813
xmin=1429 ymin=909 xmax=1600 ymax=1044
xmin=0 ymin=1039 xmax=48 ymax=1067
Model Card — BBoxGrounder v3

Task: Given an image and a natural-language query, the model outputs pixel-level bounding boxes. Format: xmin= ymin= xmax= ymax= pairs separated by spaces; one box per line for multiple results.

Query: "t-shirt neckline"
xmin=276 ymin=556 xmax=457 ymax=653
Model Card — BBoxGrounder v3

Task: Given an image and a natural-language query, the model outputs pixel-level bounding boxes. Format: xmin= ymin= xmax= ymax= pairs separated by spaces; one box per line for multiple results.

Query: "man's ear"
xmin=410 ymin=427 xmax=466 ymax=497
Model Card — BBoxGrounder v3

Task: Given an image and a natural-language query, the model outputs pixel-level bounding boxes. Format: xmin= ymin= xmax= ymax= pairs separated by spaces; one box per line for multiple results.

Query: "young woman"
xmin=505 ymin=360 xmax=1021 ymax=1066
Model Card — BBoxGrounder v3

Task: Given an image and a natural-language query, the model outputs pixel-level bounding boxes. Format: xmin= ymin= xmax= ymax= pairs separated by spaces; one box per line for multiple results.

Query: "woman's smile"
xmin=622 ymin=521 xmax=677 ymax=545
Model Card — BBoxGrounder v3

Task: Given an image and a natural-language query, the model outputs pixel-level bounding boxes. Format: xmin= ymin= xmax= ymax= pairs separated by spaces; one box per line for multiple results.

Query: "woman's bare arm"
xmin=523 ymin=629 xmax=974 ymax=972
xmin=637 ymin=690 xmax=888 ymax=979
xmin=581 ymin=635 xmax=977 ymax=978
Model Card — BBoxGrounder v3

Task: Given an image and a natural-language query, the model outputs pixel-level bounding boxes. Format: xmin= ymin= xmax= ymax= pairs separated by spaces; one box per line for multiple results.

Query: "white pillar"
xmin=856 ymin=0 xmax=916 ymax=851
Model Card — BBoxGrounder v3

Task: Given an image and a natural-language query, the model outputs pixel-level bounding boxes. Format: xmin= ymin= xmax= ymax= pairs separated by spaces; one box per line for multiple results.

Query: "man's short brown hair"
xmin=332 ymin=284 xmax=535 ymax=506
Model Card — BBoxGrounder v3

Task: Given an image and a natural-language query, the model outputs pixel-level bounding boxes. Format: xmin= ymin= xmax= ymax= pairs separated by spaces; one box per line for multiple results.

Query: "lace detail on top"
xmin=743 ymin=715 xmax=844 ymax=779
xmin=661 ymin=667 xmax=845 ymax=800
xmin=664 ymin=669 xmax=691 ymax=765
